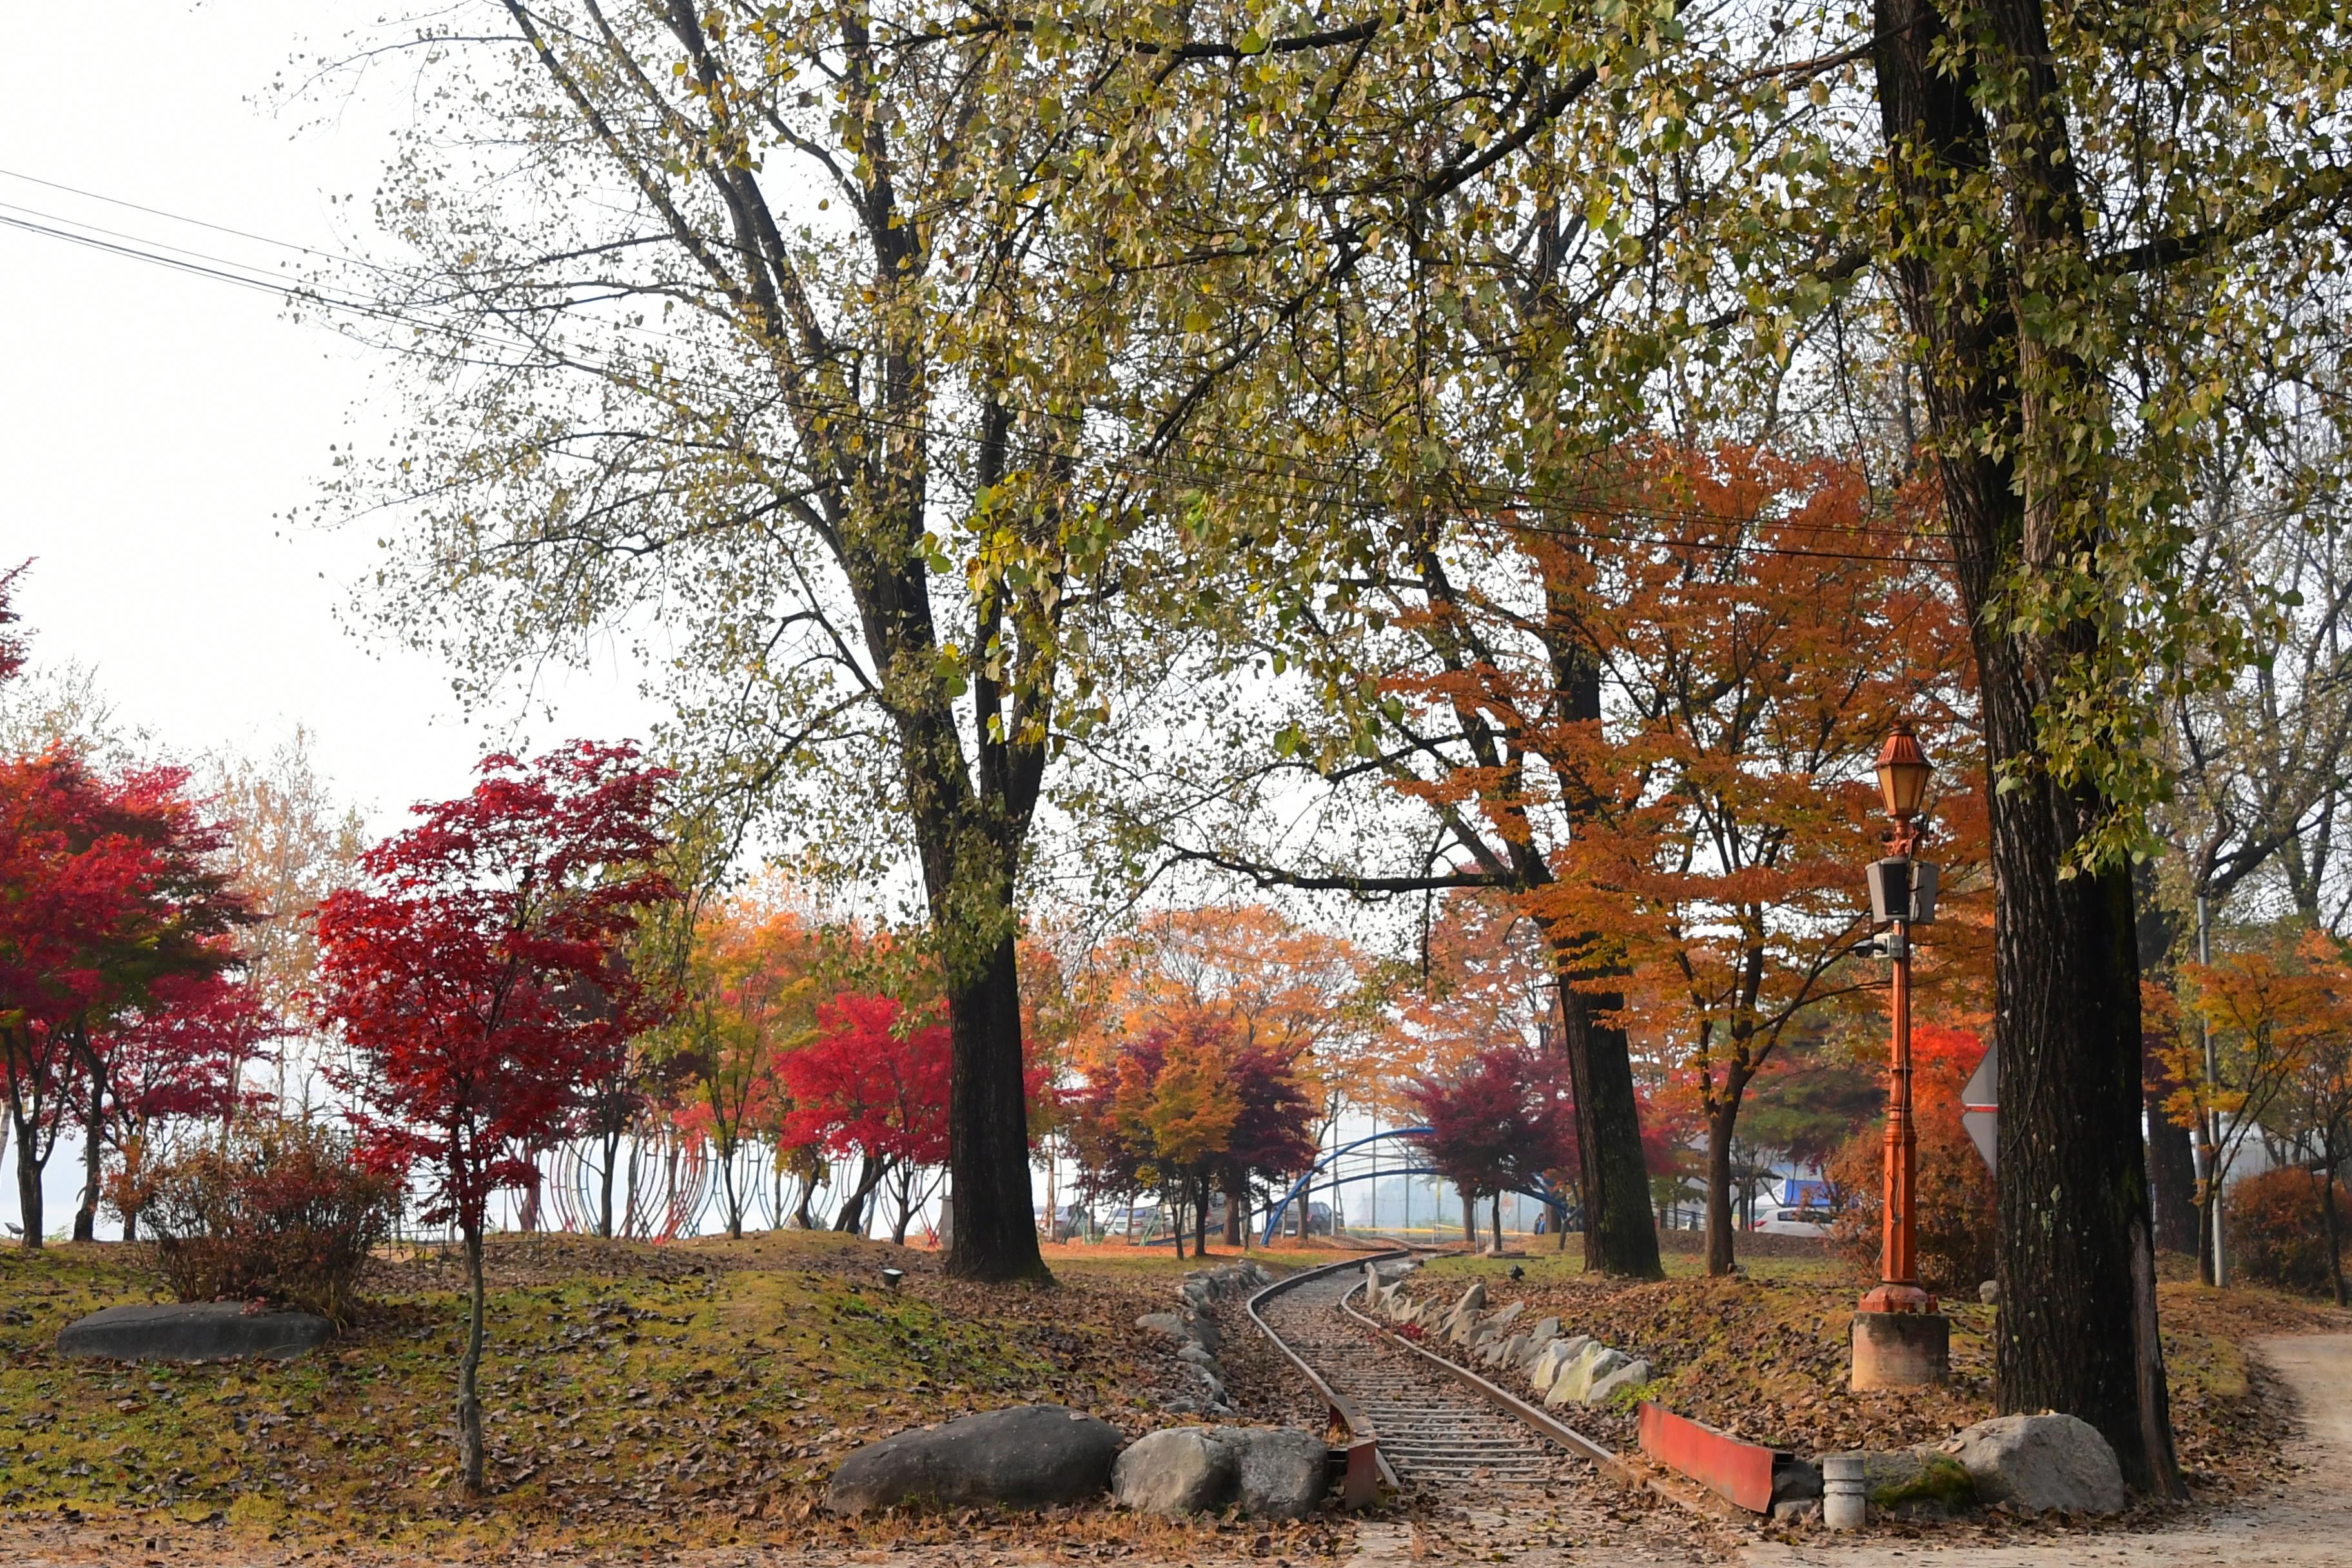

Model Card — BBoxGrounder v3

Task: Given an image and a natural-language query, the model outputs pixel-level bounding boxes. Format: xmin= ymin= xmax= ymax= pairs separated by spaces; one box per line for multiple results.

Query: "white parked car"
xmin=1750 ymin=1206 xmax=1834 ymax=1236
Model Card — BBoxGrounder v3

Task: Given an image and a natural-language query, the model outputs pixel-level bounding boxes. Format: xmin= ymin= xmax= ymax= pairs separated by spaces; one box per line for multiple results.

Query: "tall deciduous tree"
xmin=1522 ymin=449 xmax=1983 ymax=1275
xmin=315 ymin=742 xmax=676 ymax=1495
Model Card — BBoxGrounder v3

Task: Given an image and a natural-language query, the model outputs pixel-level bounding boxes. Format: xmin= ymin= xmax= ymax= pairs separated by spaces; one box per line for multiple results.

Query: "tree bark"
xmin=1554 ymin=977 xmax=1665 ymax=1277
xmin=2146 ymin=1085 xmax=2199 ymax=1254
xmin=597 ymin=1128 xmax=621 ymax=1239
xmin=458 ymin=1222 xmax=487 ymax=1496
xmin=2320 ymin=1141 xmax=2346 ymax=1307
xmin=13 ymin=1112 xmax=43 ymax=1251
xmin=1874 ymin=0 xmax=2182 ymax=1494
xmin=73 ymin=1073 xmax=104 ymax=1243
xmin=1703 ymin=1097 xmax=1741 ymax=1277
xmin=939 ymin=926 xmax=1046 ymax=1281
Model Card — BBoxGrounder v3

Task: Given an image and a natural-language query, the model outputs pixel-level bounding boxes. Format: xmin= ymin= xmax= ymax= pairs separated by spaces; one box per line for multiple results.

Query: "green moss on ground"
xmin=0 ymin=1233 xmax=1322 ymax=1558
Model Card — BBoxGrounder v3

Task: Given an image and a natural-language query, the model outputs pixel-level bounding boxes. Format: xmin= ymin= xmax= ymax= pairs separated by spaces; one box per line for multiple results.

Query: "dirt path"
xmin=1745 ymin=1335 xmax=2352 ymax=1568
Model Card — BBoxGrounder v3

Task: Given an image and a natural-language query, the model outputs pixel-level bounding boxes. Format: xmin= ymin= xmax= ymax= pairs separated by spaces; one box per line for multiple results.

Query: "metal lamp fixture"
xmin=1852 ymin=720 xmax=1951 ymax=1388
xmin=1874 ymin=721 xmax=1934 ymax=821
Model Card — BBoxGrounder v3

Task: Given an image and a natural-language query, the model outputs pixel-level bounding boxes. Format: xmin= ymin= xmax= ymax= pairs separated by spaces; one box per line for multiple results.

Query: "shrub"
xmin=2227 ymin=1166 xmax=2351 ymax=1298
xmin=135 ymin=1117 xmax=402 ymax=1327
xmin=1827 ymin=1115 xmax=1997 ymax=1297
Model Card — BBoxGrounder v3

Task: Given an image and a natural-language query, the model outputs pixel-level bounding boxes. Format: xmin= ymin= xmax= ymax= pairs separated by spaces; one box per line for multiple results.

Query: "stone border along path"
xmin=1739 ymin=1335 xmax=2352 ymax=1568
xmin=1252 ymin=1259 xmax=1581 ymax=1491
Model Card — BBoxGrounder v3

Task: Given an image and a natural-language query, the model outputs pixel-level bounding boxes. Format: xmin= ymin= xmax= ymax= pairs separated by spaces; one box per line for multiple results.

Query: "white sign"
xmin=1961 ymin=1044 xmax=1997 ymax=1173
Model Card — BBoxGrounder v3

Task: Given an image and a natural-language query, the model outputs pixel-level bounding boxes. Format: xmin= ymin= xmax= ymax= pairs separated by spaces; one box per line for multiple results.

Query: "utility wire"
xmin=0 ymin=169 xmax=1952 ymax=569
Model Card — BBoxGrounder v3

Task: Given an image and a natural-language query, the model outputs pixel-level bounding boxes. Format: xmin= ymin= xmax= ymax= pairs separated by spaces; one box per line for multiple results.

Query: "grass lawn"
xmin=0 ymin=1230 xmax=1335 ymax=1558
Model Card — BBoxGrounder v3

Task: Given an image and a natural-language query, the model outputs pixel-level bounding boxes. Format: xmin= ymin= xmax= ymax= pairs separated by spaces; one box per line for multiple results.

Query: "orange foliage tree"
xmin=2171 ymin=931 xmax=2341 ymax=1281
xmin=1063 ymin=904 xmax=1385 ymax=1242
xmin=656 ymin=887 xmax=825 ymax=1238
xmin=1386 ymin=449 xmax=1983 ymax=1275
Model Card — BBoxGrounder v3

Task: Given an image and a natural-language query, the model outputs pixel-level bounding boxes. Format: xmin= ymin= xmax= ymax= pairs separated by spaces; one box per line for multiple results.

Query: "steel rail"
xmin=1337 ymin=1277 xmax=1738 ymax=1522
xmin=1336 ymin=1275 xmax=1627 ymax=1477
xmin=1246 ymin=1252 xmax=1406 ymax=1505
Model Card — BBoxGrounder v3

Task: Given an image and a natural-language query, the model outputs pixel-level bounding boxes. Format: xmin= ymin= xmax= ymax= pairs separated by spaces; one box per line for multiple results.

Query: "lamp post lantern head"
xmin=1875 ymin=722 xmax=1934 ymax=822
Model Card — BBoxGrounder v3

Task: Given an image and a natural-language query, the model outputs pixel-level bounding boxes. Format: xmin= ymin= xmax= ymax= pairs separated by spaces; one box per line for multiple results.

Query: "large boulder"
xmin=1943 ymin=1413 xmax=2125 ymax=1515
xmin=825 ymin=1404 xmax=1122 ymax=1514
xmin=57 ymin=1302 xmax=330 ymax=1363
xmin=1113 ymin=1428 xmax=1234 ymax=1515
xmin=1226 ymin=1427 xmax=1328 ymax=1520
xmin=1113 ymin=1426 xmax=1329 ymax=1518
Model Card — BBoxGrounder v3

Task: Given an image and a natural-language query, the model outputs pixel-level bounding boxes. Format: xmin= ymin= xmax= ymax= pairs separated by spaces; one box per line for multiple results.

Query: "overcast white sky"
xmin=0 ymin=1 xmax=653 ymax=832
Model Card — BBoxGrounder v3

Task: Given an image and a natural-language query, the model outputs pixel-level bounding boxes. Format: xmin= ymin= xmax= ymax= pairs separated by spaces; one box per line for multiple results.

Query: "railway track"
xmin=1250 ymin=1255 xmax=1588 ymax=1493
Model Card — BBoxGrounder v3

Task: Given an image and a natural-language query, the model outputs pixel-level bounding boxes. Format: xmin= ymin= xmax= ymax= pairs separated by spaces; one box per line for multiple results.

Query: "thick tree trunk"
xmin=458 ymin=1222 xmax=487 ymax=1496
xmin=2146 ymin=1097 xmax=2199 ymax=1255
xmin=2320 ymin=1145 xmax=2346 ymax=1308
xmin=2135 ymin=877 xmax=2201 ymax=1254
xmin=1489 ymin=1193 xmax=1503 ymax=1252
xmin=940 ymin=928 xmax=1046 ymax=1281
xmin=1461 ymin=1192 xmax=1478 ymax=1248
xmin=1874 ymin=0 xmax=2182 ymax=1496
xmin=1554 ymin=979 xmax=1663 ymax=1277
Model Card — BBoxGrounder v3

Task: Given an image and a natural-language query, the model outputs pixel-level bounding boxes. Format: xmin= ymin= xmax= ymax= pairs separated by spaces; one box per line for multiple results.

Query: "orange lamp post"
xmin=1850 ymin=721 xmax=1950 ymax=1389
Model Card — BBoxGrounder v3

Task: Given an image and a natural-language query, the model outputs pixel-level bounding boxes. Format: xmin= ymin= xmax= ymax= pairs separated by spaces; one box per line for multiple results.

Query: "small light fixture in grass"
xmin=880 ymin=1268 xmax=905 ymax=1293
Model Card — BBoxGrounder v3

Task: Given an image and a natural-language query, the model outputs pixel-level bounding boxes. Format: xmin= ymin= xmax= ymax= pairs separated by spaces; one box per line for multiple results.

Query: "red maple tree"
xmin=780 ymin=991 xmax=952 ymax=1242
xmin=1405 ymin=1043 xmax=1578 ymax=1251
xmin=0 ymin=747 xmax=248 ymax=1247
xmin=88 ymin=964 xmax=282 ymax=1240
xmin=315 ymin=741 xmax=676 ymax=1494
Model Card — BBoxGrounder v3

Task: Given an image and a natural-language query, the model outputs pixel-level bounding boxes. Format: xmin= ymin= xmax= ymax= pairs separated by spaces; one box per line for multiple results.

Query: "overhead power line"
xmin=0 ymin=166 xmax=1952 ymax=569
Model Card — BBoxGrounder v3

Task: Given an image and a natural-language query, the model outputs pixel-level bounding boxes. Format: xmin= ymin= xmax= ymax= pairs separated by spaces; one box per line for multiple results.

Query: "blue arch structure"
xmin=1260 ymin=1126 xmax=1565 ymax=1244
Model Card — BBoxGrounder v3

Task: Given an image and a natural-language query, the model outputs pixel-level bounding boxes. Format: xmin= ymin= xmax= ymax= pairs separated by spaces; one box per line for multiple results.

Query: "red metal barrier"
xmin=1636 ymin=1402 xmax=1780 ymax=1513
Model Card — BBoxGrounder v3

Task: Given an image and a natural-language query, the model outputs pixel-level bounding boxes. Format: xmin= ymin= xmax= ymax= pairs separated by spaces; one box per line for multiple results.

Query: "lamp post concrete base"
xmin=1851 ymin=1306 xmax=1950 ymax=1389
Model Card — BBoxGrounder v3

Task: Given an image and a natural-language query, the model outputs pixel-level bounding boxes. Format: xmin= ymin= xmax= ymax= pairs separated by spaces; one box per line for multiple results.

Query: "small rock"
xmin=825 ymin=1404 xmax=1122 ymax=1514
xmin=1177 ymin=1342 xmax=1217 ymax=1367
xmin=1113 ymin=1426 xmax=1328 ymax=1518
xmin=1525 ymin=1315 xmax=1560 ymax=1345
xmin=1548 ymin=1342 xmax=1629 ymax=1406
xmin=1943 ymin=1413 xmax=2123 ymax=1515
xmin=1113 ymin=1427 xmax=1233 ymax=1514
xmin=1585 ymin=1357 xmax=1649 ymax=1406
xmin=1771 ymin=1497 xmax=1824 ymax=1524
xmin=1484 ymin=1331 xmax=1529 ymax=1369
xmin=1772 ymin=1457 xmax=1823 ymax=1504
xmin=1978 ymin=1279 xmax=1998 ymax=1306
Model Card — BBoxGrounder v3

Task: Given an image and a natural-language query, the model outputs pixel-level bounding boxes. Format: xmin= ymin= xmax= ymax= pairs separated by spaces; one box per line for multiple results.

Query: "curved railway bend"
xmin=1248 ymin=1253 xmax=1738 ymax=1562
xmin=1255 ymin=1260 xmax=1573 ymax=1491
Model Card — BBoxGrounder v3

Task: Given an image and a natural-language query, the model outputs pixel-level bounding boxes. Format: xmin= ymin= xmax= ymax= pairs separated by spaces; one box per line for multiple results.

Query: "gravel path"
xmin=1743 ymin=1335 xmax=2352 ymax=1568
